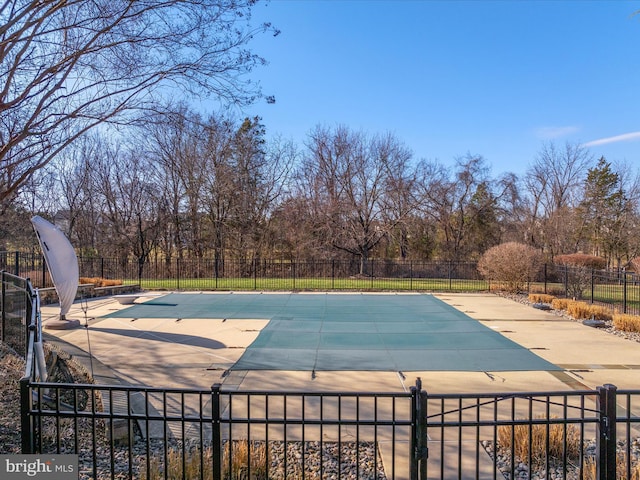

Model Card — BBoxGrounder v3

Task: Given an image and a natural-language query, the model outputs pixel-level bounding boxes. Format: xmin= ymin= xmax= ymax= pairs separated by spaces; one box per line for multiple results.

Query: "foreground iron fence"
xmin=19 ymin=376 xmax=640 ymax=479
xmin=4 ymin=276 xmax=639 ymax=479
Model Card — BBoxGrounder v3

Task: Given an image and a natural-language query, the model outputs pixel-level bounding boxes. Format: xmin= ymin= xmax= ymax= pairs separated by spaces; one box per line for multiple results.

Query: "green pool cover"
xmin=104 ymin=293 xmax=559 ymax=372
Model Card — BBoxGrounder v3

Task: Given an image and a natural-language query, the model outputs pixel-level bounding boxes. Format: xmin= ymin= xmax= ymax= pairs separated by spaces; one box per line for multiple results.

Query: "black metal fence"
xmin=0 ymin=270 xmax=37 ymax=358
xmin=4 ymin=250 xmax=640 ymax=315
xmin=544 ymin=264 xmax=640 ymax=316
xmin=1 ymin=251 xmax=488 ymax=292
xmin=3 ymin=273 xmax=639 ymax=479
xmin=19 ymin=377 xmax=640 ymax=479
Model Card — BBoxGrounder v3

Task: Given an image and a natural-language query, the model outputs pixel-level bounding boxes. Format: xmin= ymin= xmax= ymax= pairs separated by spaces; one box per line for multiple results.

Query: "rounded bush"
xmin=478 ymin=242 xmax=543 ymax=292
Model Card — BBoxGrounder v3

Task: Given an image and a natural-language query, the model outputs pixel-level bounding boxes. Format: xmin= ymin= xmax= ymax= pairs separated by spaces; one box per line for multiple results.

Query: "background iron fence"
xmin=542 ymin=263 xmax=640 ymax=316
xmin=4 ymin=251 xmax=640 ymax=314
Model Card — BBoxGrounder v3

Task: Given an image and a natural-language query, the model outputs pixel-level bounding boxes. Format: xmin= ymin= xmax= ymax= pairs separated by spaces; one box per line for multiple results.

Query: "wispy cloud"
xmin=535 ymin=126 xmax=580 ymax=139
xmin=583 ymin=131 xmax=640 ymax=147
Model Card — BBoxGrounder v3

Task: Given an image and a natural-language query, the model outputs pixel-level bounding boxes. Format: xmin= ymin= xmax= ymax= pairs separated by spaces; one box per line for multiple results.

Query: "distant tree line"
xmin=2 ymin=106 xmax=640 ymax=272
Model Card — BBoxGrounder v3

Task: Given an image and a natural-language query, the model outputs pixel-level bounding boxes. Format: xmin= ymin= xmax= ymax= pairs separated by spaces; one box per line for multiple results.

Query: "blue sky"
xmin=241 ymin=1 xmax=640 ymax=176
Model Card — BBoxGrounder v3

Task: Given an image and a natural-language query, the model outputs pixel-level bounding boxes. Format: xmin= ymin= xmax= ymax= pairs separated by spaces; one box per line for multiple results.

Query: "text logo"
xmin=0 ymin=455 xmax=78 ymax=479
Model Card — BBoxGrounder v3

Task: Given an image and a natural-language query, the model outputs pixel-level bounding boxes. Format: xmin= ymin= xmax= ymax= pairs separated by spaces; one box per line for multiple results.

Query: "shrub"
xmin=551 ymin=298 xmax=570 ymax=311
xmin=613 ymin=313 xmax=640 ymax=333
xmin=565 ymin=301 xmax=612 ymax=321
xmin=546 ymin=286 xmax=566 ymax=296
xmin=528 ymin=293 xmax=556 ymax=304
xmin=585 ymin=454 xmax=640 ymax=480
xmin=551 ymin=299 xmax=612 ymax=321
xmin=554 ymin=254 xmax=606 ymax=269
xmin=497 ymin=416 xmax=581 ymax=468
xmin=478 ymin=242 xmax=543 ymax=293
xmin=529 ymin=285 xmax=565 ymax=296
xmin=554 ymin=254 xmax=606 ymax=300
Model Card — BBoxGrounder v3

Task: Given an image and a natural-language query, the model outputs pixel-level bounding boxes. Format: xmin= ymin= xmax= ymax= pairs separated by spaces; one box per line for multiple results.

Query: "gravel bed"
xmin=77 ymin=436 xmax=387 ymax=479
xmin=0 ymin=343 xmax=25 ymax=455
xmin=483 ymin=437 xmax=640 ymax=479
xmin=500 ymin=292 xmax=640 ymax=344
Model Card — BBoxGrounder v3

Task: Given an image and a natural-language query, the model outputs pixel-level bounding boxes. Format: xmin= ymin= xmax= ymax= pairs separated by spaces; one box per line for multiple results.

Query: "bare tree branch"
xmin=0 ymin=0 xmax=272 ymax=209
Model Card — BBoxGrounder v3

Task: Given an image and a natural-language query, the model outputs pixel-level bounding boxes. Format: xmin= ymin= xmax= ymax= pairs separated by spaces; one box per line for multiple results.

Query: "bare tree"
xmin=522 ymin=142 xmax=593 ymax=257
xmin=299 ymin=126 xmax=414 ymax=273
xmin=49 ymin=134 xmax=105 ymax=254
xmin=0 ymin=0 xmax=275 ymax=210
xmin=416 ymin=154 xmax=507 ymax=261
xmin=149 ymin=109 xmax=212 ymax=261
xmin=91 ymin=146 xmax=165 ymax=278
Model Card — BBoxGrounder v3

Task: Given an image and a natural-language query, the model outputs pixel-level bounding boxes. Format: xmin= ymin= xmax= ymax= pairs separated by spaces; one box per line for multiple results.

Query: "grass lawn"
xmin=137 ymin=276 xmax=490 ymax=292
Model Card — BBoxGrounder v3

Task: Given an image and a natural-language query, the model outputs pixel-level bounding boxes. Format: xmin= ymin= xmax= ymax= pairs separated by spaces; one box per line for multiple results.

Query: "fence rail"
xmin=0 ymin=270 xmax=36 ymax=358
xmin=18 ymin=378 xmax=640 ymax=479
xmin=4 ymin=251 xmax=640 ymax=315
xmin=3 ymin=272 xmax=640 ymax=479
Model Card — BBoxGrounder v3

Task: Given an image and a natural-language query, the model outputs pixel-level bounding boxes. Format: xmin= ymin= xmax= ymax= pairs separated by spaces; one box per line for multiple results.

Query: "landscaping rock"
xmin=532 ymin=303 xmax=552 ymax=310
xmin=582 ymin=318 xmax=607 ymax=328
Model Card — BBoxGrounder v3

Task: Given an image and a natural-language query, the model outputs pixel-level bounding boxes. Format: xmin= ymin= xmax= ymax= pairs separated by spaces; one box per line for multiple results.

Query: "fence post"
xmin=410 ymin=261 xmax=413 ymax=291
xmin=211 ymin=383 xmax=222 ymax=480
xmin=410 ymin=378 xmax=428 ymax=480
xmin=41 ymin=256 xmax=46 ymax=287
xmin=623 ymin=273 xmax=628 ymax=314
xmin=331 ymin=259 xmax=335 ymax=290
xmin=544 ymin=263 xmax=547 ymax=294
xmin=253 ymin=258 xmax=257 ymax=290
xmin=14 ymin=251 xmax=19 ymax=276
xmin=20 ymin=376 xmax=33 ymax=453
xmin=371 ymin=259 xmax=374 ymax=289
xmin=176 ymin=257 xmax=180 ymax=290
xmin=25 ymin=284 xmax=33 ymax=350
xmin=214 ymin=256 xmax=219 ymax=289
xmin=1 ymin=271 xmax=5 ymax=344
xmin=596 ymin=384 xmax=617 ymax=480
xmin=591 ymin=268 xmax=595 ymax=305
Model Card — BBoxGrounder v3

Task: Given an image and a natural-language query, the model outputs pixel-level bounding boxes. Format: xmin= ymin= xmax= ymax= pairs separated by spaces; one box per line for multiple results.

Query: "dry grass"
xmin=528 ymin=293 xmax=556 ymax=304
xmin=613 ymin=313 xmax=640 ymax=333
xmin=529 ymin=284 xmax=565 ymax=296
xmin=223 ymin=440 xmax=268 ymax=478
xmin=584 ymin=454 xmax=640 ymax=480
xmin=140 ymin=440 xmax=270 ymax=480
xmin=551 ymin=298 xmax=571 ymax=311
xmin=0 ymin=346 xmax=25 ymax=454
xmin=142 ymin=446 xmax=213 ymax=480
xmin=550 ymin=299 xmax=613 ymax=321
xmin=498 ymin=417 xmax=581 ymax=468
xmin=79 ymin=277 xmax=123 ymax=287
xmin=565 ymin=301 xmax=612 ymax=321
